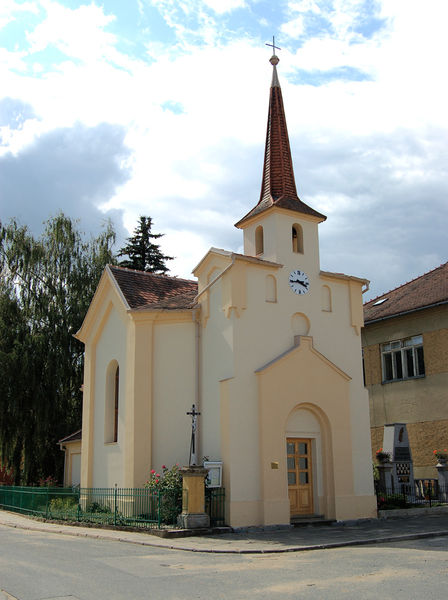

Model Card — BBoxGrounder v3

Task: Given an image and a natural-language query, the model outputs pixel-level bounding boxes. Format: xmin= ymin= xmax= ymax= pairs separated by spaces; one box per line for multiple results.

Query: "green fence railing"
xmin=0 ymin=485 xmax=226 ymax=529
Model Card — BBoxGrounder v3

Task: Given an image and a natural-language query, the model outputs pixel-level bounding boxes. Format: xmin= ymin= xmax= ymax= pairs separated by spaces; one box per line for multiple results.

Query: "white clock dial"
xmin=289 ymin=270 xmax=310 ymax=295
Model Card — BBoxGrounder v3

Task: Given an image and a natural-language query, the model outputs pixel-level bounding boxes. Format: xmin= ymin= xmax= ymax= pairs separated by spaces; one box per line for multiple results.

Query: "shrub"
xmin=49 ymin=497 xmax=78 ymax=516
xmin=144 ymin=464 xmax=182 ymax=524
xmin=38 ymin=475 xmax=58 ymax=487
xmin=0 ymin=461 xmax=14 ymax=485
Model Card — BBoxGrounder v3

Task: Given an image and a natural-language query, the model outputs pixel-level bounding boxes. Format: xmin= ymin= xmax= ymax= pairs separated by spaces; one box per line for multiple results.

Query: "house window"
xmin=292 ymin=224 xmax=303 ymax=254
xmin=381 ymin=335 xmax=425 ymax=383
xmin=255 ymin=226 xmax=264 ymax=255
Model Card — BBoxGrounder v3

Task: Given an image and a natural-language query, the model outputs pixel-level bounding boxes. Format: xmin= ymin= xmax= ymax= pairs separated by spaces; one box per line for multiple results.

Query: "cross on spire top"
xmin=266 ymin=36 xmax=281 ymax=56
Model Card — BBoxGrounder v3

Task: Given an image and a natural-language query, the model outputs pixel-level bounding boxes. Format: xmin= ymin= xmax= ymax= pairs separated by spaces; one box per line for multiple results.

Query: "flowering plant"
xmin=144 ymin=464 xmax=182 ymax=524
xmin=144 ymin=464 xmax=182 ymax=491
xmin=38 ymin=475 xmax=58 ymax=487
xmin=433 ymin=449 xmax=448 ymax=461
xmin=0 ymin=461 xmax=14 ymax=485
xmin=375 ymin=448 xmax=391 ymax=463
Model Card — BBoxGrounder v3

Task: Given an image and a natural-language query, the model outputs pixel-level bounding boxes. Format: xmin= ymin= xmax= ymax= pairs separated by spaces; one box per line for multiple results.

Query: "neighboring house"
xmin=58 ymin=429 xmax=82 ymax=487
xmin=74 ymin=54 xmax=376 ymax=527
xmin=362 ymin=262 xmax=448 ymax=479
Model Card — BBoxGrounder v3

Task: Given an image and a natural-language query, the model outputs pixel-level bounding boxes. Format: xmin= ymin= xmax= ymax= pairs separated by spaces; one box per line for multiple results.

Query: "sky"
xmin=0 ymin=0 xmax=447 ymax=300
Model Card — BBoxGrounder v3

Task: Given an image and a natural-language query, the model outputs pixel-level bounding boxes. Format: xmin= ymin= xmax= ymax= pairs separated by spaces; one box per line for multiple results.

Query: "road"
xmin=1 ymin=525 xmax=447 ymax=599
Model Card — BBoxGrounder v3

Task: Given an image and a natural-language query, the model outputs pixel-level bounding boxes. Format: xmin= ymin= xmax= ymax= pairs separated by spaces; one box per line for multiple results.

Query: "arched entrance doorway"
xmin=286 ymin=407 xmax=322 ymax=517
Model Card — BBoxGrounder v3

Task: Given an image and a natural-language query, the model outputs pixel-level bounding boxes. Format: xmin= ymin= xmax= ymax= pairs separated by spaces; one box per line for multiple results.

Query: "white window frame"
xmin=381 ymin=335 xmax=425 ymax=383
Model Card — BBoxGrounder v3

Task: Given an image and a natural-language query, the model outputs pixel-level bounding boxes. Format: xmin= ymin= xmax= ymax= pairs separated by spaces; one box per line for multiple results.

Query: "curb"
xmin=2 ymin=517 xmax=448 ymax=554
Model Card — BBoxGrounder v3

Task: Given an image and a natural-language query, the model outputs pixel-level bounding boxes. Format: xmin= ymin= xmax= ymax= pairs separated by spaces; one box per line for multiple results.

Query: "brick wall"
xmin=370 ymin=420 xmax=448 ymax=468
xmin=363 ymin=344 xmax=381 ymax=386
xmin=424 ymin=328 xmax=448 ymax=376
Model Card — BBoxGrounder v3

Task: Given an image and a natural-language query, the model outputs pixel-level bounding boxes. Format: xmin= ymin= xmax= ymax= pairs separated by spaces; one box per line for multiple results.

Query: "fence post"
xmin=45 ymin=488 xmax=49 ymax=519
xmin=157 ymin=490 xmax=161 ymax=528
xmin=114 ymin=484 xmax=118 ymax=526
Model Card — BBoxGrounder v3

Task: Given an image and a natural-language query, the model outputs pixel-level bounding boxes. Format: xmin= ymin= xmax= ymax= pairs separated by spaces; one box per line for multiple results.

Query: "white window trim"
xmin=381 ymin=335 xmax=425 ymax=383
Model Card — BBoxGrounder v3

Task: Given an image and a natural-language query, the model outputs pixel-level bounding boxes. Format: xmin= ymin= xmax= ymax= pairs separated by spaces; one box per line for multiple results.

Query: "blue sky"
xmin=1 ymin=0 xmax=447 ymax=299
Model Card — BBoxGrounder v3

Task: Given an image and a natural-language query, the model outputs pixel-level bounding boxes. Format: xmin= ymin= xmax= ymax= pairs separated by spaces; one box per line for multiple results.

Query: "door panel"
xmin=287 ymin=438 xmax=313 ymax=515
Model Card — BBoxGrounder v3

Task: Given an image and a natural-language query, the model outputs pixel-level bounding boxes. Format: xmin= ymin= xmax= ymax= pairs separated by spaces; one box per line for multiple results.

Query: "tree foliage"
xmin=0 ymin=214 xmax=116 ymax=484
xmin=118 ymin=216 xmax=173 ymax=273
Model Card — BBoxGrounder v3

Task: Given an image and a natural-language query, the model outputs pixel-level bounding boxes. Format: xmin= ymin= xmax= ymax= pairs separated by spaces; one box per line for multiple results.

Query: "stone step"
xmin=291 ymin=515 xmax=336 ymax=528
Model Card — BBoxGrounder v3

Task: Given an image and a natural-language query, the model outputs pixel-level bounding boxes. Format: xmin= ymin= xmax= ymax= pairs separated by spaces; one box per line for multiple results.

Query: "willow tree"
xmin=0 ymin=214 xmax=116 ymax=484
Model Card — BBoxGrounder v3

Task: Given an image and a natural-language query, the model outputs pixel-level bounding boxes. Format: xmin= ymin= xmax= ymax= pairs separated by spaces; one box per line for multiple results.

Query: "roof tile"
xmin=109 ymin=266 xmax=198 ymax=310
xmin=364 ymin=262 xmax=448 ymax=323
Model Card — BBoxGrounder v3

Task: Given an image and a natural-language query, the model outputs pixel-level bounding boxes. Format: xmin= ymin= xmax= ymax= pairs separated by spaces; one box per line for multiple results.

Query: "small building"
xmin=75 ymin=54 xmax=376 ymax=527
xmin=58 ymin=429 xmax=82 ymax=487
xmin=363 ymin=262 xmax=448 ymax=479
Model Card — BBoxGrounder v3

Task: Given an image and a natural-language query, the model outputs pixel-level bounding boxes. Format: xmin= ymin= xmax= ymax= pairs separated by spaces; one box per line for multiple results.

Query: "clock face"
xmin=289 ymin=270 xmax=310 ymax=295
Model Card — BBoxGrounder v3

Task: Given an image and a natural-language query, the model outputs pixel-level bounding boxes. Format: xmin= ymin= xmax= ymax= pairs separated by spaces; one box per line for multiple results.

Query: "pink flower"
xmin=151 ymin=469 xmax=155 ymax=474
xmin=155 ymin=479 xmax=159 ymax=484
xmin=156 ymin=473 xmax=160 ymax=478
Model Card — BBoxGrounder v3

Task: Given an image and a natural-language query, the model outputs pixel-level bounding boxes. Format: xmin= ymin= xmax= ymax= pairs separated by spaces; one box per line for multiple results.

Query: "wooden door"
xmin=287 ymin=438 xmax=314 ymax=516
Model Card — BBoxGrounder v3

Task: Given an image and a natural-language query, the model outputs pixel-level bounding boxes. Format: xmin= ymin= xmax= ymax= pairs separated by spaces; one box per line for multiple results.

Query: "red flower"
xmin=155 ymin=479 xmax=159 ymax=484
xmin=151 ymin=469 xmax=156 ymax=474
xmin=162 ymin=465 xmax=166 ymax=470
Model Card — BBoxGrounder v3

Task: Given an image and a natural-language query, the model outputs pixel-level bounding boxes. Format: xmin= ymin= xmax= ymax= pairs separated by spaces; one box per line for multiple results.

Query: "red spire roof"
xmin=236 ymin=55 xmax=325 ymax=228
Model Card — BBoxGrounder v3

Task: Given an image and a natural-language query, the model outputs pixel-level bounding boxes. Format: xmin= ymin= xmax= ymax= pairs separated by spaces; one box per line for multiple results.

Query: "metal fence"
xmin=0 ymin=485 xmax=226 ymax=529
xmin=375 ymin=481 xmax=448 ymax=510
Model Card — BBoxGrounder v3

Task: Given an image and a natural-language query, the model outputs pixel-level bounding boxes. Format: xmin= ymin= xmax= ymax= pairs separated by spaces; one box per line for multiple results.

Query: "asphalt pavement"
xmin=1 ymin=509 xmax=448 ymax=554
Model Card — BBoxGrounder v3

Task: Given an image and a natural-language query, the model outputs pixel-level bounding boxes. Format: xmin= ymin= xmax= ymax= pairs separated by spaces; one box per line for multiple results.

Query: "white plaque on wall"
xmin=203 ymin=461 xmax=223 ymax=488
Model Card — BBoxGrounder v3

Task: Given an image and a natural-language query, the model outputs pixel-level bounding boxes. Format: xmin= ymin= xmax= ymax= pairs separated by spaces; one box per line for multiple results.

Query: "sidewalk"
xmin=1 ymin=509 xmax=448 ymax=554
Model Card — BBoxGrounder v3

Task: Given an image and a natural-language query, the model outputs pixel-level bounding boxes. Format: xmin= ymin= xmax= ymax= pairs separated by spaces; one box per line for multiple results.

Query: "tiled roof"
xmin=109 ymin=265 xmax=198 ymax=310
xmin=235 ymin=60 xmax=326 ymax=228
xmin=59 ymin=429 xmax=82 ymax=444
xmin=363 ymin=262 xmax=448 ymax=323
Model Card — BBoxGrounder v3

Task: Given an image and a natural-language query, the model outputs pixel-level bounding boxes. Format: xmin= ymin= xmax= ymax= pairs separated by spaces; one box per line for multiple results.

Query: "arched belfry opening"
xmin=255 ymin=225 xmax=264 ymax=255
xmin=292 ymin=223 xmax=303 ymax=254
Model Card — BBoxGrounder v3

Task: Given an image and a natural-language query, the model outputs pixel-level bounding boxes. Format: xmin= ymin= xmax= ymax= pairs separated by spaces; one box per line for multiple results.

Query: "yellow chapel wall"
xmin=90 ymin=300 xmax=127 ymax=488
xmin=151 ymin=319 xmax=197 ymax=475
xmin=197 ymin=212 xmax=375 ymax=526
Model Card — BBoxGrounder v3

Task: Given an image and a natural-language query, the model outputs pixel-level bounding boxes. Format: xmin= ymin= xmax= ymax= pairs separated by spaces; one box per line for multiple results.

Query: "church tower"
xmin=235 ymin=52 xmax=326 ymax=281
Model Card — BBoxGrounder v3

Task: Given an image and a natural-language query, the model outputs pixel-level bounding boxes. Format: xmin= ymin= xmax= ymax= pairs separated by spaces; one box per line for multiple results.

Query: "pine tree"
xmin=0 ymin=214 xmax=116 ymax=484
xmin=118 ymin=216 xmax=173 ymax=273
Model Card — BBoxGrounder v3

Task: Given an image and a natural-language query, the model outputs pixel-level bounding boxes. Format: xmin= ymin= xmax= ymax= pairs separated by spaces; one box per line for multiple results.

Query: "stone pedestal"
xmin=177 ymin=466 xmax=210 ymax=529
xmin=377 ymin=462 xmax=393 ymax=492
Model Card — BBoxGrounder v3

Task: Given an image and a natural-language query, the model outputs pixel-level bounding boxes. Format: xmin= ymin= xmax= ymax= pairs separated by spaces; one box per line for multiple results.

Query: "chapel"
xmin=75 ymin=52 xmax=377 ymax=527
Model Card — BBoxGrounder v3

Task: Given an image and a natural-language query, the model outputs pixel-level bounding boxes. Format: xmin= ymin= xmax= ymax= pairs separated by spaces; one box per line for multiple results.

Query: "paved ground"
xmin=2 ymin=509 xmax=448 ymax=554
xmin=2 ymin=525 xmax=448 ymax=600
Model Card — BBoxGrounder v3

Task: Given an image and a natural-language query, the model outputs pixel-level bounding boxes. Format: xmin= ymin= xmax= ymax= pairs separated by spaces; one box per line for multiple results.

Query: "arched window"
xmin=265 ymin=275 xmax=277 ymax=302
xmin=321 ymin=285 xmax=332 ymax=312
xmin=113 ymin=366 xmax=119 ymax=443
xmin=292 ymin=224 xmax=303 ymax=254
xmin=105 ymin=361 xmax=119 ymax=443
xmin=255 ymin=225 xmax=264 ymax=255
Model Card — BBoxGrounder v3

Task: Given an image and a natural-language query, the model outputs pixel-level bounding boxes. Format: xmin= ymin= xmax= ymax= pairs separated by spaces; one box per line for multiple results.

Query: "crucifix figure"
xmin=265 ymin=36 xmax=281 ymax=56
xmin=187 ymin=404 xmax=201 ymax=466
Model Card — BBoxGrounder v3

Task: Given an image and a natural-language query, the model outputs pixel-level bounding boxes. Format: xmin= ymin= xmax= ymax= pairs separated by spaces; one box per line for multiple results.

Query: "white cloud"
xmin=26 ymin=0 xmax=117 ymax=62
xmin=0 ymin=0 xmax=446 ymax=294
xmin=203 ymin=0 xmax=246 ymax=14
xmin=0 ymin=0 xmax=38 ymax=30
